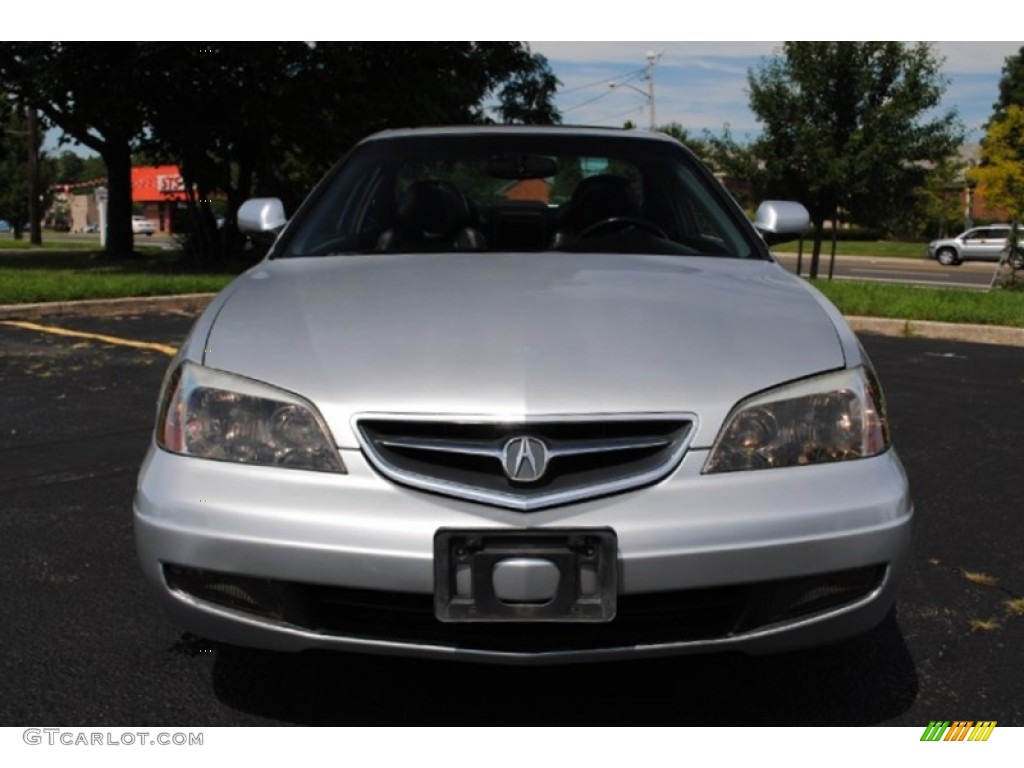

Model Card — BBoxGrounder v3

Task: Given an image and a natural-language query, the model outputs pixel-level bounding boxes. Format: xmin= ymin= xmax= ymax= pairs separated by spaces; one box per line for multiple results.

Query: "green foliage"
xmin=0 ymin=43 xmax=149 ymax=258
xmin=0 ymin=42 xmax=559 ymax=265
xmin=975 ymin=104 xmax=1024 ymax=284
xmin=140 ymin=42 xmax=560 ymax=264
xmin=492 ymin=51 xmax=561 ymax=125
xmin=0 ymin=100 xmax=29 ymax=232
xmin=873 ymin=155 xmax=963 ymax=240
xmin=991 ymin=45 xmax=1024 ymax=122
xmin=745 ymin=42 xmax=963 ymax=273
xmin=701 ymin=125 xmax=763 ymax=210
xmin=976 ymin=104 xmax=1024 ymax=220
xmin=656 ymin=122 xmax=711 ymax=160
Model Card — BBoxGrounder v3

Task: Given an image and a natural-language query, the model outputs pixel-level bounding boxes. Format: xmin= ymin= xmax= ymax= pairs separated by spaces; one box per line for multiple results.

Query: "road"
xmin=0 ymin=230 xmax=176 ymax=248
xmin=774 ymin=251 xmax=999 ymax=289
xmin=0 ymin=311 xmax=1021 ymax=726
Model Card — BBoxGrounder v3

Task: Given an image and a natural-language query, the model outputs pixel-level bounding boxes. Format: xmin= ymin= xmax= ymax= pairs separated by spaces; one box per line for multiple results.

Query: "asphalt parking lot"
xmin=0 ymin=310 xmax=1021 ymax=726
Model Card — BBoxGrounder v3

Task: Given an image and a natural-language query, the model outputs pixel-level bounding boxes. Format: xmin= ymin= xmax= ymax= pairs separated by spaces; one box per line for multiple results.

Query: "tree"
xmin=991 ymin=45 xmax=1024 ymax=122
xmin=140 ymin=42 xmax=559 ymax=264
xmin=0 ymin=99 xmax=48 ymax=240
xmin=0 ymin=43 xmax=149 ymax=258
xmin=492 ymin=51 xmax=560 ymax=125
xmin=0 ymin=43 xmax=559 ymax=263
xmin=746 ymin=42 xmax=963 ymax=276
xmin=0 ymin=100 xmax=30 ymax=236
xmin=975 ymin=104 xmax=1024 ymax=282
xmin=904 ymin=157 xmax=963 ymax=239
xmin=656 ymin=122 xmax=710 ymax=160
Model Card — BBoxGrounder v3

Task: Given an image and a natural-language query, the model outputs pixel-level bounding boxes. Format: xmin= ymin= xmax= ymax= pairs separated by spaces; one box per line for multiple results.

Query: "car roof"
xmin=358 ymin=125 xmax=684 ymax=147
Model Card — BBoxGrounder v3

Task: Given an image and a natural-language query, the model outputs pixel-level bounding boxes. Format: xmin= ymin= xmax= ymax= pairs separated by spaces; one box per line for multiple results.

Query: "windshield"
xmin=279 ymin=132 xmax=761 ymax=260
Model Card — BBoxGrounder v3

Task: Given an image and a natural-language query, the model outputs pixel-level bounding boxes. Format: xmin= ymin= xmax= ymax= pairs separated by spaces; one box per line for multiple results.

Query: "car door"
xmin=964 ymin=228 xmax=1007 ymax=261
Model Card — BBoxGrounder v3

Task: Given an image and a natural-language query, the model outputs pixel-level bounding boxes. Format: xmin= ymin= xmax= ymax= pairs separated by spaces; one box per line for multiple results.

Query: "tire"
xmin=936 ymin=247 xmax=960 ymax=266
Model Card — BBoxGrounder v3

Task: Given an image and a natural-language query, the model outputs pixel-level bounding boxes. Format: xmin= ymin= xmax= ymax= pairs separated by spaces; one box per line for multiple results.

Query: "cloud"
xmin=531 ymin=42 xmax=780 ymax=65
xmin=934 ymin=41 xmax=1021 ymax=74
xmin=542 ymin=41 xmax=1022 ymax=137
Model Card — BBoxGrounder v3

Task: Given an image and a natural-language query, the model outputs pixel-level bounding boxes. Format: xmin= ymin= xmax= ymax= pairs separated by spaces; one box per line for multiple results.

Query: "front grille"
xmin=164 ymin=564 xmax=887 ymax=654
xmin=354 ymin=415 xmax=694 ymax=510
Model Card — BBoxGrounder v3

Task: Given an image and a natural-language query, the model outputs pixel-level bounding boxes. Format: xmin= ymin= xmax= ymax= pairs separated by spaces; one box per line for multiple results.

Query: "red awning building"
xmin=131 ymin=165 xmax=187 ymax=234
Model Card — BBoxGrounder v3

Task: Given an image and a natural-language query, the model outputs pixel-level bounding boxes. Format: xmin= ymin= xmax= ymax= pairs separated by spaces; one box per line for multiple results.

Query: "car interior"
xmin=284 ymin=145 xmax=754 ymax=260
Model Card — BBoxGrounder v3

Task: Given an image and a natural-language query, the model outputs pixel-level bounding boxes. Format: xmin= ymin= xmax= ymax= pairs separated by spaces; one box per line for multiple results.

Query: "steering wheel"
xmin=576 ymin=216 xmax=668 ymax=241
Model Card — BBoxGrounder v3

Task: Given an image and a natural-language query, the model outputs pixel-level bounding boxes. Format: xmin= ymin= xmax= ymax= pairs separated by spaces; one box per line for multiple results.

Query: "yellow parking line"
xmin=1 ymin=320 xmax=178 ymax=356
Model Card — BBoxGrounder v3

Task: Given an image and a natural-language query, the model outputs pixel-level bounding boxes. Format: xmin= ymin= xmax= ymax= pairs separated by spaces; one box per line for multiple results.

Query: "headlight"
xmin=156 ymin=361 xmax=345 ymax=473
xmin=704 ymin=366 xmax=889 ymax=473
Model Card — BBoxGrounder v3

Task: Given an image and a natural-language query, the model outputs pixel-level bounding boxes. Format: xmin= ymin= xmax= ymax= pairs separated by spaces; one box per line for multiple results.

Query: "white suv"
xmin=131 ymin=215 xmax=155 ymax=236
xmin=927 ymin=224 xmax=1023 ymax=267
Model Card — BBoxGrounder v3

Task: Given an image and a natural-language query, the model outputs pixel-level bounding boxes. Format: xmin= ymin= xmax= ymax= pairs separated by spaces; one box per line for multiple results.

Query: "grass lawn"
xmin=776 ymin=240 xmax=926 ymax=259
xmin=0 ymin=249 xmax=238 ymax=304
xmin=0 ymin=238 xmax=98 ymax=251
xmin=811 ymin=279 xmax=1024 ymax=328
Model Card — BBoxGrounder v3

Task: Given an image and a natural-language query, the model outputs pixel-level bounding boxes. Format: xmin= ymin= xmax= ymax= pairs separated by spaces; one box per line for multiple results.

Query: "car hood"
xmin=203 ymin=253 xmax=845 ymax=447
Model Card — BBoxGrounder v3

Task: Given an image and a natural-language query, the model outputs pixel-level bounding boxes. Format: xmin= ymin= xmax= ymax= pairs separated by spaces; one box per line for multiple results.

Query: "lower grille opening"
xmin=163 ymin=564 xmax=886 ymax=653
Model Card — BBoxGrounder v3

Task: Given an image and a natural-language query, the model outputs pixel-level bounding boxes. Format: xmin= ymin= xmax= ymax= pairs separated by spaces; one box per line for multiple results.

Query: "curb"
xmin=845 ymin=316 xmax=1024 ymax=348
xmin=0 ymin=293 xmax=216 ymax=320
xmin=0 ymin=295 xmax=1020 ymax=348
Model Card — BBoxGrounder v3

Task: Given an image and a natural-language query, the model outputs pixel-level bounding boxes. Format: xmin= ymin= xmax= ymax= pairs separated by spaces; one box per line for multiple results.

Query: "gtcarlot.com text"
xmin=23 ymin=729 xmax=203 ymax=746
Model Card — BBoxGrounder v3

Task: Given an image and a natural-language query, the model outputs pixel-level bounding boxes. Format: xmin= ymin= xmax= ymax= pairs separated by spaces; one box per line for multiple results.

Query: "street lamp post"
xmin=609 ymin=50 xmax=662 ymax=131
xmin=645 ymin=50 xmax=658 ymax=131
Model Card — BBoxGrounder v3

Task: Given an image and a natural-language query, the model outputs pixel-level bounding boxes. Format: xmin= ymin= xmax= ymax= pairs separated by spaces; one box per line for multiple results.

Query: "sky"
xmin=528 ymin=42 xmax=1023 ymax=143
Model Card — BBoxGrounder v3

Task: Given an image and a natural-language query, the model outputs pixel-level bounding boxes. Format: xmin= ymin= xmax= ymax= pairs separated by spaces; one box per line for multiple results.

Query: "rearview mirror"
xmin=753 ymin=201 xmax=810 ymax=245
xmin=486 ymin=154 xmax=558 ymax=180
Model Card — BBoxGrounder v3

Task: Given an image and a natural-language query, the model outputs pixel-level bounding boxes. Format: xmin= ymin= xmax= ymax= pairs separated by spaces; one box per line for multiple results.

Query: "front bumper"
xmin=134 ymin=443 xmax=912 ymax=664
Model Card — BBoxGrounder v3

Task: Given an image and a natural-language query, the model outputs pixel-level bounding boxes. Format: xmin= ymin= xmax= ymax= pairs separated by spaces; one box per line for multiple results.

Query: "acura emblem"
xmin=501 ymin=436 xmax=548 ymax=483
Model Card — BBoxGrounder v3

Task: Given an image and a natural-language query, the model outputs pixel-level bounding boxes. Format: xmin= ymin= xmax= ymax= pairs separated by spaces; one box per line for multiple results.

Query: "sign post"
xmin=94 ymin=186 xmax=108 ymax=248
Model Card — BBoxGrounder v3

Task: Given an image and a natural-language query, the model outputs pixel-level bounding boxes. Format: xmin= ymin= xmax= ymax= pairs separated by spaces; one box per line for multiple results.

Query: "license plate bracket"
xmin=434 ymin=528 xmax=617 ymax=622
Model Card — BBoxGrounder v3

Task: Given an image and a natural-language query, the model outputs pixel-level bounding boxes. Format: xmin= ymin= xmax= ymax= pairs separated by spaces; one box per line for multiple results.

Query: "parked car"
xmin=0 ymin=219 xmax=10 ymax=233
xmin=132 ymin=215 xmax=155 ymax=236
xmin=927 ymin=224 xmax=1024 ymax=267
xmin=134 ymin=126 xmax=912 ymax=664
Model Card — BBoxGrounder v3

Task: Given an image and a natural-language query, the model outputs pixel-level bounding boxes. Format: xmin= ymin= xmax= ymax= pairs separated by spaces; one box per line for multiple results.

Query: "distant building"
xmin=68 ymin=192 xmax=98 ymax=232
xmin=130 ymin=165 xmax=188 ymax=234
xmin=62 ymin=165 xmax=189 ymax=234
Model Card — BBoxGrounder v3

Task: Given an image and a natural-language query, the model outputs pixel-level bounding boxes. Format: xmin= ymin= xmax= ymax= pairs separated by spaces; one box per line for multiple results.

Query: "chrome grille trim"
xmin=353 ymin=413 xmax=697 ymax=511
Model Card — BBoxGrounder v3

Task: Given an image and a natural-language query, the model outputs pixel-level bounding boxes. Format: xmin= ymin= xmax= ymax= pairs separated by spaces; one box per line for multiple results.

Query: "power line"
xmin=556 ymin=65 xmax=647 ymax=96
xmin=561 ymin=87 xmax=617 ymax=114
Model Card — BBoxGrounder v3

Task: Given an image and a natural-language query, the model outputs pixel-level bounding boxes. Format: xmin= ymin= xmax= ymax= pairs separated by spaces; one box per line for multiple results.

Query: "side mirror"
xmin=238 ymin=198 xmax=287 ymax=240
xmin=753 ymin=201 xmax=810 ymax=246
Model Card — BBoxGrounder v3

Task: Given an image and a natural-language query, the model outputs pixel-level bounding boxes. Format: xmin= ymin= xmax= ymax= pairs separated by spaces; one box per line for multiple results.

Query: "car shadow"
xmin=210 ymin=611 xmax=917 ymax=725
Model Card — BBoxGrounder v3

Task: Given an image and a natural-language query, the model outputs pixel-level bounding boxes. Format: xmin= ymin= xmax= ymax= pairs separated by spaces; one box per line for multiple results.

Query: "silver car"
xmin=927 ymin=224 xmax=1024 ymax=267
xmin=134 ymin=127 xmax=912 ymax=664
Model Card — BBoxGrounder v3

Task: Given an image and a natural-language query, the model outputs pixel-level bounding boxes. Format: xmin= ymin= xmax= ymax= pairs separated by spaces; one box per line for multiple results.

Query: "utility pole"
xmin=646 ymin=50 xmax=659 ymax=131
xmin=26 ymin=107 xmax=42 ymax=245
xmin=609 ymin=51 xmax=662 ymax=131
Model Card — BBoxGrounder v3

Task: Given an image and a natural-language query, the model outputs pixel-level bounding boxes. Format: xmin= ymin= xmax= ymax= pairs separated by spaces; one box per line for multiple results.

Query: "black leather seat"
xmin=377 ymin=180 xmax=485 ymax=252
